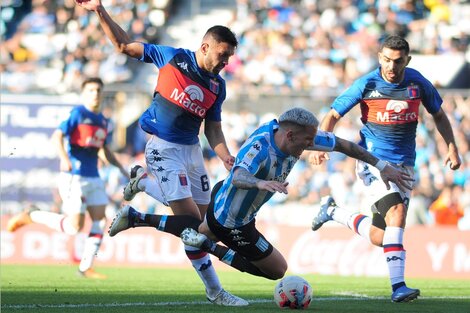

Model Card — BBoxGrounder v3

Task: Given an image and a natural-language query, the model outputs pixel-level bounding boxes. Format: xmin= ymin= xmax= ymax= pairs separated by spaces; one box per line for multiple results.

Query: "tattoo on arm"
xmin=334 ymin=137 xmax=379 ymax=166
xmin=232 ymin=168 xmax=260 ymax=189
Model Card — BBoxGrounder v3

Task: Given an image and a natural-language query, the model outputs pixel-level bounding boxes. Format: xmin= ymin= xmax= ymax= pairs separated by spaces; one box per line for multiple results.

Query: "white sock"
xmin=79 ymin=219 xmax=105 ymax=272
xmin=331 ymin=206 xmax=372 ymax=243
xmin=329 ymin=206 xmax=351 ymax=226
xmin=184 ymin=244 xmax=222 ymax=298
xmin=383 ymin=226 xmax=406 ymax=290
xmin=30 ymin=211 xmax=78 ymax=235
xmin=139 ymin=177 xmax=168 ymax=205
xmin=346 ymin=213 xmax=372 ymax=243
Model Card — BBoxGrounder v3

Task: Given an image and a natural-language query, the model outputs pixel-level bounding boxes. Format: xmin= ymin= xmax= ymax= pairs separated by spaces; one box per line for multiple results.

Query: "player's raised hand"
xmin=308 ymin=151 xmax=329 ymax=165
xmin=75 ymin=0 xmax=101 ymax=11
xmin=379 ymin=164 xmax=414 ymax=193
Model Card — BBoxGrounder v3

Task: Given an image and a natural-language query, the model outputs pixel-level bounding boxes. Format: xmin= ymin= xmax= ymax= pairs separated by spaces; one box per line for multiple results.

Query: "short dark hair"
xmin=204 ymin=25 xmax=238 ymax=47
xmin=380 ymin=35 xmax=410 ymax=55
xmin=81 ymin=77 xmax=104 ymax=90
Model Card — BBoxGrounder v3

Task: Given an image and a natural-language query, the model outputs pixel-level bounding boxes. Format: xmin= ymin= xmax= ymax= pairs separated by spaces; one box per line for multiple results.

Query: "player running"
xmin=310 ymin=35 xmax=461 ymax=302
xmin=7 ymin=77 xmax=129 ymax=279
xmin=75 ymin=0 xmax=245 ymax=306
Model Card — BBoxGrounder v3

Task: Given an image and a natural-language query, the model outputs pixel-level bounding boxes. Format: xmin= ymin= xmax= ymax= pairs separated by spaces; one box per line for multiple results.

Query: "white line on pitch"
xmin=2 ymin=296 xmax=470 ymax=310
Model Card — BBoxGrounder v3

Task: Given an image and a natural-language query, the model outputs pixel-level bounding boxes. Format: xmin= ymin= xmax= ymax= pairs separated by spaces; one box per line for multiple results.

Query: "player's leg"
xmin=77 ymin=177 xmax=109 ymax=279
xmin=8 ymin=173 xmax=86 ymax=235
xmin=123 ymin=164 xmax=169 ymax=205
xmin=108 ymin=204 xmax=202 ymax=237
xmin=144 ymin=137 xmax=247 ymax=306
xmin=197 ymin=205 xmax=286 ymax=280
xmin=311 ymin=196 xmax=372 ymax=243
xmin=78 ymin=204 xmax=106 ymax=279
xmin=378 ymin=196 xmax=419 ymax=302
xmin=366 ymin=165 xmax=419 ymax=302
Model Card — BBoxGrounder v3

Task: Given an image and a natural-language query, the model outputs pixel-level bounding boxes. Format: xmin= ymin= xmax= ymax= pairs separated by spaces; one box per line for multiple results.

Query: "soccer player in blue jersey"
xmin=108 ymin=108 xmax=413 ymax=285
xmin=76 ymin=0 xmax=245 ymax=306
xmin=7 ymin=77 xmax=129 ymax=279
xmin=310 ymin=36 xmax=462 ymax=302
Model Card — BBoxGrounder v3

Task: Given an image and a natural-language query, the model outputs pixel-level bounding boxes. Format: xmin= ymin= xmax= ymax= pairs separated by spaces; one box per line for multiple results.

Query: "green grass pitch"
xmin=1 ymin=264 xmax=469 ymax=313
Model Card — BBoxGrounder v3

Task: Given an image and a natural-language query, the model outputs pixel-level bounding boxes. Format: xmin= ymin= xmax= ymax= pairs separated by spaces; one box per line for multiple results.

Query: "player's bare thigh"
xmin=87 ymin=204 xmax=106 ymax=220
xmin=251 ymin=247 xmax=287 ymax=280
xmin=171 ymin=198 xmax=205 ymax=219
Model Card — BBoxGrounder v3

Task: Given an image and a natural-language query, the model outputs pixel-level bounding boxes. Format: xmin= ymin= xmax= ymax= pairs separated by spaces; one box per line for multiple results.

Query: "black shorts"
xmin=206 ymin=197 xmax=273 ymax=261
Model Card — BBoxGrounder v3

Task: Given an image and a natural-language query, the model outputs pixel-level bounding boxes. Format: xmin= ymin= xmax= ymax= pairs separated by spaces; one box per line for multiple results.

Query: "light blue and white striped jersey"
xmin=213 ymin=119 xmax=299 ymax=228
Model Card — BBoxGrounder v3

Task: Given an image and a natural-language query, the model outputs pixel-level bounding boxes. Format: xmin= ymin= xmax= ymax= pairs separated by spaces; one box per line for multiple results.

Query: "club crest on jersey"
xmin=209 ymin=79 xmax=219 ymax=94
xmin=178 ymin=174 xmax=188 ymax=186
xmin=407 ymin=85 xmax=420 ymax=99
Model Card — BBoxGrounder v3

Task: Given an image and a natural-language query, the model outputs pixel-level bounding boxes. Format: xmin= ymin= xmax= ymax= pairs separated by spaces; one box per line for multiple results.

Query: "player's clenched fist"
xmin=308 ymin=151 xmax=330 ymax=165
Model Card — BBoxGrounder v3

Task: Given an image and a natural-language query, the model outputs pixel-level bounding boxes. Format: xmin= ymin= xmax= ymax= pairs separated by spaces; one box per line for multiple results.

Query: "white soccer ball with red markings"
xmin=274 ymin=275 xmax=313 ymax=309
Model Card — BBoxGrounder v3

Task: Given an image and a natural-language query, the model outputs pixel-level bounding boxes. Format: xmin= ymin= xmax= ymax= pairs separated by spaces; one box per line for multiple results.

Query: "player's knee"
xmin=268 ymin=258 xmax=288 ymax=280
xmin=264 ymin=266 xmax=287 ymax=280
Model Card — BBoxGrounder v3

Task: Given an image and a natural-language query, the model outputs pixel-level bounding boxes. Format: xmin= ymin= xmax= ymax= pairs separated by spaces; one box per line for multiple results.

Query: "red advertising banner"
xmin=1 ymin=218 xmax=469 ymax=279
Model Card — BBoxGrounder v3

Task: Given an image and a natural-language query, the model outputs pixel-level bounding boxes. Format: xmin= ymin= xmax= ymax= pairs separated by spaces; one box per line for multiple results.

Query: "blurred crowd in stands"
xmin=226 ymin=0 xmax=470 ymax=93
xmin=1 ymin=0 xmax=469 ymax=229
xmin=1 ymin=0 xmax=469 ymax=93
xmin=1 ymin=0 xmax=170 ymax=93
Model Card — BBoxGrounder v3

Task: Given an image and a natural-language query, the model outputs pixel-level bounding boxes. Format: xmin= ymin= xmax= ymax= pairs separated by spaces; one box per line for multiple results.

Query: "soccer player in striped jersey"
xmin=108 ymin=108 xmax=412 ymax=286
xmin=76 ymin=0 xmax=246 ymax=306
xmin=7 ymin=77 xmax=129 ymax=279
xmin=310 ymin=35 xmax=462 ymax=302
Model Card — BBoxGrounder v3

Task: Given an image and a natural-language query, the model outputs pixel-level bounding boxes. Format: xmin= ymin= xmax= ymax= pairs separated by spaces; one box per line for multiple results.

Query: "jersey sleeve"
xmin=58 ymin=107 xmax=79 ymax=136
xmin=235 ymin=139 xmax=267 ymax=175
xmin=331 ymin=78 xmax=366 ymax=116
xmin=141 ymin=44 xmax=179 ymax=68
xmin=310 ymin=130 xmax=336 ymax=152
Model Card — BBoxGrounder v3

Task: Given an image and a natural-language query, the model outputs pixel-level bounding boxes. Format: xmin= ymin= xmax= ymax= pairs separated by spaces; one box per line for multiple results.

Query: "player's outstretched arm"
xmin=431 ymin=108 xmax=461 ymax=170
xmin=333 ymin=136 xmax=413 ymax=192
xmin=75 ymin=0 xmax=144 ymax=58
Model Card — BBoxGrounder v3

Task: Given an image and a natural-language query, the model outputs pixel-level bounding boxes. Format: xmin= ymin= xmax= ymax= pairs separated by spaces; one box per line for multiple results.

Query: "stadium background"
xmin=1 ymin=0 xmax=469 ymax=278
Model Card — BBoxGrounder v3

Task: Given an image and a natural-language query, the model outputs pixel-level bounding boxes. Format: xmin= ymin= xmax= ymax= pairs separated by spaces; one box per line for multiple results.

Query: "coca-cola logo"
xmin=287 ymin=231 xmax=387 ymax=276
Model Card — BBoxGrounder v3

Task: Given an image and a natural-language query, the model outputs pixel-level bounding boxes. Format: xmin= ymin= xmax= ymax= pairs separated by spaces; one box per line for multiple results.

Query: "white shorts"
xmin=145 ymin=135 xmax=211 ymax=205
xmin=58 ymin=173 xmax=108 ymax=214
xmin=355 ymin=160 xmax=414 ymax=213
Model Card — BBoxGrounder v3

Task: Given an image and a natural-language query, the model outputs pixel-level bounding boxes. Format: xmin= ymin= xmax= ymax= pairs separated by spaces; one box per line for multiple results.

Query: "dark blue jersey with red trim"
xmin=138 ymin=44 xmax=226 ymax=145
xmin=58 ymin=105 xmax=111 ymax=177
xmin=332 ymin=67 xmax=442 ymax=166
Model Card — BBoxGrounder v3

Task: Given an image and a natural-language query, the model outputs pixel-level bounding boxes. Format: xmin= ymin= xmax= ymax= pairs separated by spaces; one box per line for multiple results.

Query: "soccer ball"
xmin=274 ymin=275 xmax=313 ymax=309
